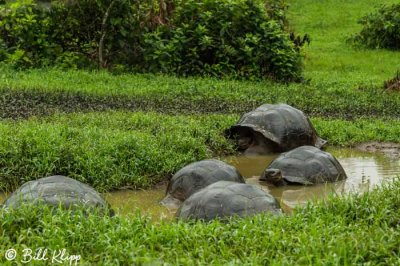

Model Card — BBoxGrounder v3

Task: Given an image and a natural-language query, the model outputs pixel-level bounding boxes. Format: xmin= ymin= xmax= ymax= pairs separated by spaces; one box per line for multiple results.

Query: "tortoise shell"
xmin=2 ymin=175 xmax=113 ymax=216
xmin=226 ymin=104 xmax=326 ymax=152
xmin=260 ymin=146 xmax=347 ymax=185
xmin=162 ymin=159 xmax=245 ymax=208
xmin=176 ymin=181 xmax=282 ymax=221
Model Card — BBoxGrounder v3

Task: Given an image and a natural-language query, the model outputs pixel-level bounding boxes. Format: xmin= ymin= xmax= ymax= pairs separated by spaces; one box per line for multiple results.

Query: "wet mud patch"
xmin=356 ymin=142 xmax=400 ymax=158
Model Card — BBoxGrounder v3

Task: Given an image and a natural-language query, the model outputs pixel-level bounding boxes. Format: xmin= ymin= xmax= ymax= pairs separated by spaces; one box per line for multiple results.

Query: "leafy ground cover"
xmin=1 ymin=178 xmax=399 ymax=265
xmin=0 ymin=111 xmax=399 ymax=192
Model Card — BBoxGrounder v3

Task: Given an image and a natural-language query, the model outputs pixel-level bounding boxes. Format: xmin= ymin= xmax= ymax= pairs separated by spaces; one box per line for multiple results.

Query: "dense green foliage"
xmin=0 ymin=0 xmax=147 ymax=69
xmin=0 ymin=112 xmax=399 ymax=192
xmin=0 ymin=0 xmax=302 ymax=80
xmin=351 ymin=3 xmax=400 ymax=50
xmin=1 ymin=178 xmax=399 ymax=264
xmin=144 ymin=0 xmax=302 ymax=80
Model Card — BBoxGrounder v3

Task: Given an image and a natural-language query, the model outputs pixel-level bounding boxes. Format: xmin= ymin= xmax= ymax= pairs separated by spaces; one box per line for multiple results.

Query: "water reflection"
xmin=230 ymin=147 xmax=400 ymax=212
xmin=103 ymin=184 xmax=175 ymax=221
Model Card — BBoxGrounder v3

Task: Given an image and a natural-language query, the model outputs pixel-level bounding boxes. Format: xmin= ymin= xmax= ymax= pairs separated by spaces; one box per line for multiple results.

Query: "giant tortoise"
xmin=260 ymin=146 xmax=347 ymax=186
xmin=226 ymin=104 xmax=326 ymax=154
xmin=176 ymin=181 xmax=282 ymax=221
xmin=161 ymin=159 xmax=245 ymax=209
xmin=2 ymin=175 xmax=114 ymax=216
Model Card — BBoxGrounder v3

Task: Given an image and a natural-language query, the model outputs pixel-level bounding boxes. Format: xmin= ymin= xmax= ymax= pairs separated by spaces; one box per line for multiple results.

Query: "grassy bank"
xmin=0 ymin=111 xmax=399 ymax=192
xmin=1 ymin=66 xmax=400 ymax=119
xmin=0 ymin=112 xmax=235 ymax=192
xmin=1 ymin=178 xmax=399 ymax=265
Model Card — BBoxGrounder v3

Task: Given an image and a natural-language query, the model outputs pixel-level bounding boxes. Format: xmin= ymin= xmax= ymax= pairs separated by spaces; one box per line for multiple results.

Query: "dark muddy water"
xmin=1 ymin=147 xmax=399 ymax=220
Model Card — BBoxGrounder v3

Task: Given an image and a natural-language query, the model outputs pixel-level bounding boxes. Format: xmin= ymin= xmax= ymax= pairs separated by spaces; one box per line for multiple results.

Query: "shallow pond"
xmin=1 ymin=147 xmax=399 ymax=221
xmin=227 ymin=147 xmax=400 ymax=213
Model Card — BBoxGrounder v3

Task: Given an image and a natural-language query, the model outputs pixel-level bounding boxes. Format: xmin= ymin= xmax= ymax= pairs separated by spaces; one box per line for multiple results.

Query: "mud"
xmin=356 ymin=142 xmax=400 ymax=158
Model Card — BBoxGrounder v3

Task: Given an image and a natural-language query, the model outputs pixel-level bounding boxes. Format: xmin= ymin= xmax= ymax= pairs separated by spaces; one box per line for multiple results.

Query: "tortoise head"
xmin=238 ymin=136 xmax=252 ymax=150
xmin=260 ymin=168 xmax=285 ymax=186
xmin=231 ymin=127 xmax=254 ymax=151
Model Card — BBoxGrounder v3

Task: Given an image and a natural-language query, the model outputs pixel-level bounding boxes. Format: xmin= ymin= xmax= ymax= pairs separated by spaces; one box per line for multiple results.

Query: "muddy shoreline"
xmin=356 ymin=142 xmax=400 ymax=158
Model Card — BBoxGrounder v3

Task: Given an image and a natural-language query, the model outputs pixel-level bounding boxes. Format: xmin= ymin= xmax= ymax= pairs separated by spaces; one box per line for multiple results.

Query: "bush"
xmin=47 ymin=0 xmax=148 ymax=69
xmin=351 ymin=4 xmax=400 ymax=50
xmin=0 ymin=1 xmax=54 ymax=68
xmin=0 ymin=0 xmax=303 ymax=81
xmin=143 ymin=0 xmax=302 ymax=81
xmin=0 ymin=0 xmax=148 ymax=69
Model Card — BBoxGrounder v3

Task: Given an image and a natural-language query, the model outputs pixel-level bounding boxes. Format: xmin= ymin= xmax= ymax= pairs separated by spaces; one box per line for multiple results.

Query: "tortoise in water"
xmin=2 ymin=175 xmax=114 ymax=216
xmin=176 ymin=181 xmax=282 ymax=221
xmin=161 ymin=159 xmax=245 ymax=209
xmin=226 ymin=104 xmax=326 ymax=154
xmin=260 ymin=146 xmax=347 ymax=186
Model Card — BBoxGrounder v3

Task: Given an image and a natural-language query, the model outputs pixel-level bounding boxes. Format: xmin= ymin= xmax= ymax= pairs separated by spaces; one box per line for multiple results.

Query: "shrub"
xmin=47 ymin=0 xmax=147 ymax=69
xmin=0 ymin=0 xmax=148 ymax=69
xmin=351 ymin=4 xmax=400 ymax=50
xmin=0 ymin=1 xmax=55 ymax=68
xmin=264 ymin=0 xmax=288 ymax=28
xmin=0 ymin=0 xmax=303 ymax=81
xmin=143 ymin=0 xmax=302 ymax=81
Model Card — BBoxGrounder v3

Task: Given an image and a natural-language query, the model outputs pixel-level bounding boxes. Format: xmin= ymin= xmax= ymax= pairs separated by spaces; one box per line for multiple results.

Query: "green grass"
xmin=1 ymin=178 xmax=399 ymax=265
xmin=288 ymin=0 xmax=400 ymax=84
xmin=0 ymin=112 xmax=235 ymax=192
xmin=1 ymin=1 xmax=400 ymax=119
xmin=1 ymin=66 xmax=400 ymax=119
xmin=0 ymin=111 xmax=399 ymax=192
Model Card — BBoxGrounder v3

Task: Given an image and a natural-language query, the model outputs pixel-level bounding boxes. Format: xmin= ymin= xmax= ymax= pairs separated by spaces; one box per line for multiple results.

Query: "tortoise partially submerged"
xmin=2 ymin=175 xmax=114 ymax=216
xmin=176 ymin=181 xmax=282 ymax=221
xmin=161 ymin=159 xmax=245 ymax=209
xmin=226 ymin=104 xmax=326 ymax=154
xmin=260 ymin=146 xmax=347 ymax=186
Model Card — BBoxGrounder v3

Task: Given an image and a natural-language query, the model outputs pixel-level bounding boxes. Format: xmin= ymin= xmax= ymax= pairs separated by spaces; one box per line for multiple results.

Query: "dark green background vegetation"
xmin=0 ymin=0 xmax=302 ymax=80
